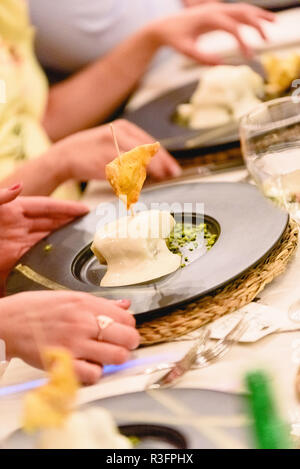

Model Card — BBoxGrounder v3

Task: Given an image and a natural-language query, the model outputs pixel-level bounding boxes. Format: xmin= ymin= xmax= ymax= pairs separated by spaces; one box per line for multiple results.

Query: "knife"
xmin=147 ymin=329 xmax=211 ymax=390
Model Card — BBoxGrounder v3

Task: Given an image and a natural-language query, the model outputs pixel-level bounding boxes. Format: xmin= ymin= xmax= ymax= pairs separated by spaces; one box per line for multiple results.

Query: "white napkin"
xmin=197 ymin=8 xmax=300 ymax=59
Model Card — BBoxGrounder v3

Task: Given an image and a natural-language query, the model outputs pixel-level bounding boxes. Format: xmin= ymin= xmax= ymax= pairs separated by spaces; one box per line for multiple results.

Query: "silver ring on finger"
xmin=96 ymin=315 xmax=114 ymax=342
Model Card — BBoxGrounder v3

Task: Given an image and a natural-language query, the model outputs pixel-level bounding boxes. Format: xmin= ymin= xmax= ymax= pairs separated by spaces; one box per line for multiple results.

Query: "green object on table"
xmin=245 ymin=371 xmax=291 ymax=449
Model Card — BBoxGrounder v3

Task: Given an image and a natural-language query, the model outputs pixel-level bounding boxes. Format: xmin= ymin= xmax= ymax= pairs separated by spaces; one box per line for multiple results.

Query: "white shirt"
xmin=27 ymin=0 xmax=182 ymax=71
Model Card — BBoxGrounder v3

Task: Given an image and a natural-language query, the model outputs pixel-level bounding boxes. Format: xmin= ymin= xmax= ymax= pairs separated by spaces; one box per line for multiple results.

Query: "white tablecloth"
xmin=2 ymin=7 xmax=300 ymax=443
xmin=1 ymin=169 xmax=300 ymax=442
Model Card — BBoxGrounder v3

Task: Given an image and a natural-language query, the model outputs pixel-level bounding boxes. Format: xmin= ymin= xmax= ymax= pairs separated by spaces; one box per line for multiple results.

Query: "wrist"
xmin=139 ymin=23 xmax=166 ymax=50
xmin=41 ymin=142 xmax=72 ymax=185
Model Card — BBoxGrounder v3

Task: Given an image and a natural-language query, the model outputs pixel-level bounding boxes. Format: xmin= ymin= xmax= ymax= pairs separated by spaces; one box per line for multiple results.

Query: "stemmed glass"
xmin=240 ymin=96 xmax=300 ymax=322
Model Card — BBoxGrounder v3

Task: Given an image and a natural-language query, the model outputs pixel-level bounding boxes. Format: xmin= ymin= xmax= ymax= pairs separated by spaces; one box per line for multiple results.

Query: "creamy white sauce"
xmin=92 ymin=210 xmax=181 ymax=287
xmin=177 ymin=65 xmax=264 ymax=129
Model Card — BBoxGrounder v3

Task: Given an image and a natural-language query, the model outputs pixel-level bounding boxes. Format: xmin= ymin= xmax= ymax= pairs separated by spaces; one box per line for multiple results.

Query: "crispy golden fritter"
xmin=105 ymin=142 xmax=160 ymax=210
xmin=23 ymin=348 xmax=79 ymax=432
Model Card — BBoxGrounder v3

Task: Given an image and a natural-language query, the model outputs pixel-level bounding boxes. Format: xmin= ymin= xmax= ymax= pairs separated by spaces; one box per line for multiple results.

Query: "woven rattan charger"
xmin=138 ymin=219 xmax=298 ymax=346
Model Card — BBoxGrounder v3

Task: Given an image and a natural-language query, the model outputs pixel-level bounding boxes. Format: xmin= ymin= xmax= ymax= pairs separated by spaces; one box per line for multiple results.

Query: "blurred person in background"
xmin=0 ymin=0 xmax=274 ymax=198
xmin=0 ymin=0 xmax=180 ymax=199
xmin=27 ymin=0 xmax=221 ymax=72
xmin=27 ymin=0 xmax=274 ymax=141
xmin=0 ymin=184 xmax=140 ymax=384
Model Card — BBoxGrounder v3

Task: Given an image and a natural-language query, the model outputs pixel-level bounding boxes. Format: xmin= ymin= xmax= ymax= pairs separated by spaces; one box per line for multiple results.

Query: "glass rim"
xmin=240 ymin=95 xmax=300 ymax=133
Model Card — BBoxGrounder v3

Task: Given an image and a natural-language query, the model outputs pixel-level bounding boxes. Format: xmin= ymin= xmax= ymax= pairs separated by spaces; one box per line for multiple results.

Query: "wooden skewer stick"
xmin=110 ymin=123 xmax=135 ymax=216
xmin=110 ymin=123 xmax=121 ymax=158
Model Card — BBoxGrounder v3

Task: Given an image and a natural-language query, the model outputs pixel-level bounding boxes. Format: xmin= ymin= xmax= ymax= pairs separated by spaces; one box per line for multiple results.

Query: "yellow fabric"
xmin=23 ymin=348 xmax=79 ymax=432
xmin=0 ymin=0 xmax=80 ymax=200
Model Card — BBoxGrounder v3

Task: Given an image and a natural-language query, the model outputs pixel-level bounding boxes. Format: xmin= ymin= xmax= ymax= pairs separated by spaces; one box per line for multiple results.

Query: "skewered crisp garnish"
xmin=105 ymin=142 xmax=160 ymax=210
xmin=23 ymin=348 xmax=79 ymax=432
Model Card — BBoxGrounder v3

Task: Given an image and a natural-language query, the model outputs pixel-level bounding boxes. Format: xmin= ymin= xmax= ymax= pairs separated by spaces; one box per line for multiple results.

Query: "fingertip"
xmin=127 ymin=310 xmax=136 ymax=327
xmin=169 ymin=163 xmax=182 ymax=178
xmin=117 ymin=347 xmax=130 ymax=364
xmin=74 ymin=360 xmax=102 ymax=385
xmin=115 ymin=299 xmax=131 ymax=309
xmin=239 ymin=42 xmax=254 ymax=58
xmin=75 ymin=203 xmax=90 ymax=214
xmin=9 ymin=182 xmax=23 ymax=192
xmin=265 ymin=12 xmax=276 ymax=22
xmin=0 ymin=184 xmax=22 ymax=205
xmin=130 ymin=330 xmax=141 ymax=350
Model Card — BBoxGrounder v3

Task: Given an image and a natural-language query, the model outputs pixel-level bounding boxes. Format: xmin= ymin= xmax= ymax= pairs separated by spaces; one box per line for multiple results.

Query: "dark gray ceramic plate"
xmin=4 ymin=389 xmax=252 ymax=449
xmin=125 ymin=81 xmax=240 ymax=153
xmin=6 ymin=182 xmax=288 ymax=321
xmin=94 ymin=388 xmax=252 ymax=449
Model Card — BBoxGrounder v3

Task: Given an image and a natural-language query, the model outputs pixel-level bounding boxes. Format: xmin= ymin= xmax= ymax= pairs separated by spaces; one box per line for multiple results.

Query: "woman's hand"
xmin=183 ymin=0 xmax=221 ymax=6
xmin=1 ymin=120 xmax=181 ymax=197
xmin=0 ymin=292 xmax=140 ymax=384
xmin=57 ymin=119 xmax=182 ymax=182
xmin=149 ymin=2 xmax=275 ymax=64
xmin=0 ymin=184 xmax=89 ymax=282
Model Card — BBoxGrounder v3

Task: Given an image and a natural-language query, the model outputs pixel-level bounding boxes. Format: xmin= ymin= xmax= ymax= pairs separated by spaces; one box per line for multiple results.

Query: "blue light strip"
xmin=0 ymin=354 xmax=173 ymax=398
xmin=0 ymin=378 xmax=47 ymax=397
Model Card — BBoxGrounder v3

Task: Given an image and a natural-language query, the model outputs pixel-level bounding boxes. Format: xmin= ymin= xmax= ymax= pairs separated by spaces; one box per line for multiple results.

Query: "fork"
xmin=142 ymin=318 xmax=248 ymax=378
xmin=141 ymin=328 xmax=211 ymax=377
xmin=193 ymin=318 xmax=249 ymax=369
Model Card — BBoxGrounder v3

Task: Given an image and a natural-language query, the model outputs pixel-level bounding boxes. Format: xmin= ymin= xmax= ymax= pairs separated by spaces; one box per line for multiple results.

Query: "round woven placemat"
xmin=138 ymin=219 xmax=298 ymax=346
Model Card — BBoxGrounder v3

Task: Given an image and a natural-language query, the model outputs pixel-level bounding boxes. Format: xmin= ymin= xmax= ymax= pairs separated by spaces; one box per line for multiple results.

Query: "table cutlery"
xmin=147 ymin=318 xmax=248 ymax=390
xmin=146 ymin=328 xmax=211 ymax=390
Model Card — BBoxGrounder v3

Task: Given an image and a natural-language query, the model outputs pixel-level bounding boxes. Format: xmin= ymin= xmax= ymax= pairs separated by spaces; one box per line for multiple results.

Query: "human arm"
xmin=43 ymin=3 xmax=275 ymax=141
xmin=0 ymin=292 xmax=139 ymax=384
xmin=0 ymin=120 xmax=181 ymax=196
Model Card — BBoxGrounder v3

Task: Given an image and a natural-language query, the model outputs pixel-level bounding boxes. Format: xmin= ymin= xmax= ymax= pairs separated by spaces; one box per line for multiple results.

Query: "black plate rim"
xmin=6 ymin=182 xmax=289 ymax=321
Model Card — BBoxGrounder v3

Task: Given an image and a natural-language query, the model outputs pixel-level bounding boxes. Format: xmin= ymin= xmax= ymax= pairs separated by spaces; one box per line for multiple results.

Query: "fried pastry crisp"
xmin=262 ymin=53 xmax=300 ymax=96
xmin=105 ymin=142 xmax=160 ymax=209
xmin=23 ymin=348 xmax=78 ymax=432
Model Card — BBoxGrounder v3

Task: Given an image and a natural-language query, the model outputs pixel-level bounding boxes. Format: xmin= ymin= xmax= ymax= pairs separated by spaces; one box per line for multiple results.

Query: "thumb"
xmin=180 ymin=41 xmax=223 ymax=65
xmin=0 ymin=183 xmax=22 ymax=205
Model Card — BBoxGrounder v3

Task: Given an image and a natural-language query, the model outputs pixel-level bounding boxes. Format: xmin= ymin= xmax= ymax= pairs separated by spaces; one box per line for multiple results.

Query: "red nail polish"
xmin=9 ymin=183 xmax=21 ymax=191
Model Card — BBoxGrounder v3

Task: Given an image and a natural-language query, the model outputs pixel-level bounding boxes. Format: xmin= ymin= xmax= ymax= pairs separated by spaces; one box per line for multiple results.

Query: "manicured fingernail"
xmin=116 ymin=299 xmax=130 ymax=305
xmin=9 ymin=183 xmax=21 ymax=191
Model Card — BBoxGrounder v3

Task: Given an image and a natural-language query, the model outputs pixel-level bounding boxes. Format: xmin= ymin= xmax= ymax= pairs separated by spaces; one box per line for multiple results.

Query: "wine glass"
xmin=240 ymin=96 xmax=300 ymax=321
